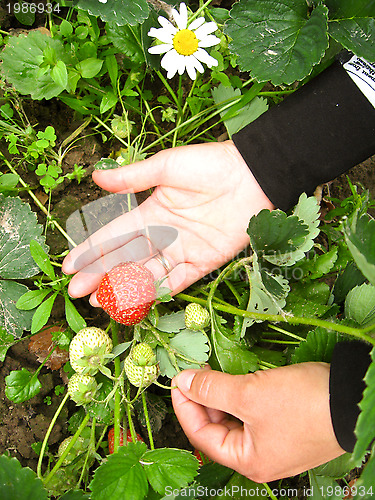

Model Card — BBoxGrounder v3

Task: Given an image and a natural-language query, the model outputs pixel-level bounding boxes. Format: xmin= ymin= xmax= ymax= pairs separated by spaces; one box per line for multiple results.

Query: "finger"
xmin=171 ymin=385 xmax=246 ymax=468
xmin=62 ymin=205 xmax=148 ymax=275
xmin=66 ymin=235 xmax=155 ymax=298
xmin=92 ymin=150 xmax=167 ymax=193
xmin=174 ymin=369 xmax=250 ymax=422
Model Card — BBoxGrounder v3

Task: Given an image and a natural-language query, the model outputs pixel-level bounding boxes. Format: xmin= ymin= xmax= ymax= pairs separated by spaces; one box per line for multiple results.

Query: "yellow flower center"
xmin=173 ymin=29 xmax=198 ymax=56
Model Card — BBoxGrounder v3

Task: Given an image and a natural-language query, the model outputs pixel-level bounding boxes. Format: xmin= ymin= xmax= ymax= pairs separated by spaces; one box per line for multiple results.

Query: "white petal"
xmin=191 ymin=55 xmax=204 ymax=74
xmin=167 ymin=66 xmax=178 ymax=79
xmin=148 ymin=27 xmax=174 ymax=44
xmin=189 ymin=17 xmax=205 ymax=31
xmin=198 ymin=34 xmax=220 ymax=48
xmin=161 ymin=49 xmax=180 ymax=72
xmin=194 ymin=21 xmax=218 ymax=40
xmin=194 ymin=47 xmax=219 ymax=67
xmin=158 ymin=15 xmax=176 ymax=31
xmin=172 ymin=2 xmax=188 ymax=30
xmin=148 ymin=44 xmax=173 ymax=55
xmin=185 ymin=56 xmax=197 ymax=79
xmin=177 ymin=55 xmax=187 ymax=75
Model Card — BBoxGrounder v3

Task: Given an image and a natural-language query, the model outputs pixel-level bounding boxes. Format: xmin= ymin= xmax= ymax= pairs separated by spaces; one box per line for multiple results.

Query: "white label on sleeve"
xmin=343 ymin=55 xmax=375 ymax=108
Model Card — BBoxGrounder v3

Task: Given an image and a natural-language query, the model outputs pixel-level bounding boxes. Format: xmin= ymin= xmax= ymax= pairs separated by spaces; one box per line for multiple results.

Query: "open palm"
xmin=62 ymin=140 xmax=273 ymax=302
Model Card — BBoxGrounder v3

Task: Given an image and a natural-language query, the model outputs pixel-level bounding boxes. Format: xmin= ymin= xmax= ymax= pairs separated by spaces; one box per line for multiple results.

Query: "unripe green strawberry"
xmin=57 ymin=436 xmax=85 ymax=465
xmin=68 ymin=373 xmax=97 ymax=406
xmin=97 ymin=262 xmax=156 ymax=325
xmin=131 ymin=342 xmax=156 ymax=366
xmin=185 ymin=303 xmax=210 ymax=330
xmin=69 ymin=327 xmax=113 ymax=376
xmin=124 ymin=357 xmax=159 ymax=388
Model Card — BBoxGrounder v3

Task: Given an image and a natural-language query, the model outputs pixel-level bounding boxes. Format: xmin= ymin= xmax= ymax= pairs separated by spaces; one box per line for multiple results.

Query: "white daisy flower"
xmin=148 ymin=2 xmax=220 ymax=80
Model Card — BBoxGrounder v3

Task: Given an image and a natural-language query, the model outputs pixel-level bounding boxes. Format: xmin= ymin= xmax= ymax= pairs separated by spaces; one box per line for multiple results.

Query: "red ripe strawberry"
xmin=108 ymin=427 xmax=144 ymax=454
xmin=97 ymin=262 xmax=156 ymax=325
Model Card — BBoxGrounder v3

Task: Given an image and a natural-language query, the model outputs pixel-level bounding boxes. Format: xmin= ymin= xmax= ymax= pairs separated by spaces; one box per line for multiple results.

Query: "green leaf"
xmin=0 ymin=455 xmax=48 ymax=500
xmin=353 ymin=449 xmax=375 ymax=497
xmin=345 ymin=283 xmax=375 ymax=327
xmin=16 ymin=289 xmax=51 ymax=310
xmin=76 ymin=58 xmax=103 ymax=78
xmin=60 ymin=19 xmax=74 ymax=37
xmin=248 ymin=209 xmax=309 ymax=265
xmin=143 ymin=448 xmax=199 ymax=494
xmin=226 ymin=0 xmax=329 ymax=84
xmin=89 ymin=442 xmax=148 ymax=500
xmin=240 ymin=259 xmax=289 ymax=332
xmin=76 ymin=0 xmax=149 ymax=26
xmin=308 ymin=471 xmax=342 ymax=500
xmin=291 ymin=328 xmax=342 ymax=363
xmin=170 ymin=330 xmax=210 ymax=367
xmin=212 ymin=313 xmax=258 ymax=374
xmin=60 ymin=491 xmax=91 ymax=500
xmin=0 ymin=326 xmax=16 ymax=362
xmin=327 ymin=0 xmax=375 ymax=61
xmin=0 ymin=281 xmax=34 ymax=338
xmin=312 ymin=453 xmax=354 ymax=479
xmin=5 ymin=367 xmax=42 ymax=403
xmin=1 ymin=30 xmax=72 ymax=100
xmin=51 ymin=60 xmax=68 ymax=89
xmin=14 ymin=2 xmax=36 ymax=26
xmin=211 ymin=472 xmax=264 ymax=500
xmin=31 ymin=293 xmax=57 ymax=334
xmin=64 ymin=295 xmax=87 ymax=333
xmin=156 ymin=311 xmax=186 ymax=333
xmin=29 ymin=240 xmax=55 ymax=280
xmin=298 ymin=247 xmax=338 ymax=280
xmin=0 ymin=195 xmax=48 ymax=279
xmin=333 ymin=262 xmax=366 ymax=304
xmin=353 ymin=348 xmax=375 ymax=463
xmin=105 ymin=54 xmax=118 ymax=88
xmin=100 ymin=92 xmax=118 ymax=114
xmin=211 ymin=84 xmax=268 ymax=137
xmin=106 ymin=23 xmax=146 ymax=64
xmin=344 ymin=213 xmax=375 ymax=286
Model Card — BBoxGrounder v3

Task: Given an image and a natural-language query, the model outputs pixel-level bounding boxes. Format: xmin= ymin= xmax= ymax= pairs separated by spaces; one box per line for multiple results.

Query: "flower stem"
xmin=189 ymin=0 xmax=215 ymax=23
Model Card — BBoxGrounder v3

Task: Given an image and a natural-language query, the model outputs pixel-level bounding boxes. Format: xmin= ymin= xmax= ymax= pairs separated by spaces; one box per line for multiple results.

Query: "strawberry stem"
xmin=110 ymin=320 xmax=122 ymax=454
xmin=37 ymin=392 xmax=69 ymax=480
xmin=43 ymin=409 xmax=90 ymax=486
xmin=141 ymin=392 xmax=154 ymax=450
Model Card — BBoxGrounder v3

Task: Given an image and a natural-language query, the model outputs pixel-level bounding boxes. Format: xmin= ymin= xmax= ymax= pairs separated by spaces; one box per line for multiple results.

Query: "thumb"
xmin=92 ymin=150 xmax=167 ymax=193
xmin=175 ymin=369 xmax=248 ymax=420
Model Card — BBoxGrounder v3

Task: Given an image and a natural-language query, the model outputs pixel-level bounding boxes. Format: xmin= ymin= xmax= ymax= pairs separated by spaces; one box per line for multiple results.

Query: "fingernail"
xmin=175 ymin=370 xmax=195 ymax=393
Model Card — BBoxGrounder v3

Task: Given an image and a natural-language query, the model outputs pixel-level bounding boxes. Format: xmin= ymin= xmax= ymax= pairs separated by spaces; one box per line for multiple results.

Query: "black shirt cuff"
xmin=232 ymin=61 xmax=375 ymax=211
xmin=329 ymin=341 xmax=371 ymax=452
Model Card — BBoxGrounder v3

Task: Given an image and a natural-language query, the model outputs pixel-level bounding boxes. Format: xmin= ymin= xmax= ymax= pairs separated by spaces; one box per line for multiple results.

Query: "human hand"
xmin=172 ymin=363 xmax=345 ymax=483
xmin=62 ymin=140 xmax=273 ymax=302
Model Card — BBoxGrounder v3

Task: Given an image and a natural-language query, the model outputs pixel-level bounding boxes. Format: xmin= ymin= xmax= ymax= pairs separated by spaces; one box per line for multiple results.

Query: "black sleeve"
xmin=329 ymin=342 xmax=372 ymax=452
xmin=232 ymin=60 xmax=375 ymax=212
